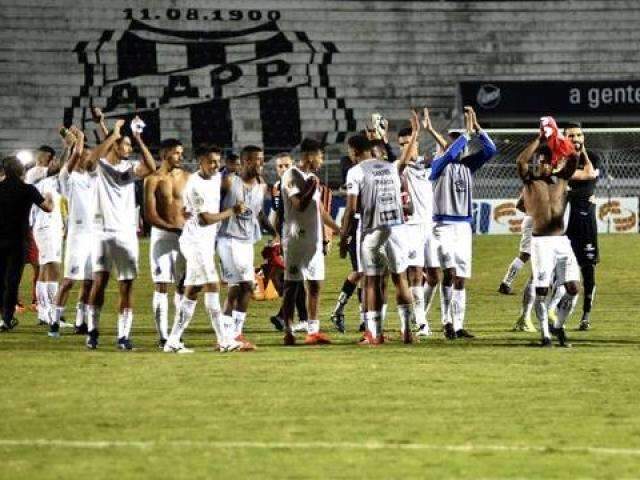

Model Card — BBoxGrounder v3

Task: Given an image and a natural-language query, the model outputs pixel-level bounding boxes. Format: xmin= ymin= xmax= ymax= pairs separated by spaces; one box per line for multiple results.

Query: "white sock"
xmin=152 ymin=291 xmax=169 ymax=340
xmin=440 ymin=285 xmax=453 ymax=325
xmin=36 ymin=281 xmax=47 ymax=322
xmin=118 ymin=308 xmax=133 ymax=339
xmin=75 ymin=303 xmax=85 ymax=327
xmin=424 ymin=282 xmax=437 ymax=317
xmin=168 ymin=298 xmax=197 ymax=344
xmin=411 ymin=286 xmax=426 ymax=327
xmin=220 ymin=314 xmax=236 ymax=345
xmin=87 ymin=306 xmax=100 ymax=332
xmin=204 ymin=293 xmax=222 ymax=343
xmin=555 ymin=293 xmax=578 ymax=329
xmin=548 ymin=283 xmax=566 ymax=312
xmin=307 ymin=319 xmax=320 ymax=335
xmin=397 ymin=304 xmax=413 ymax=334
xmin=534 ymin=295 xmax=550 ymax=340
xmin=233 ymin=310 xmax=247 ymax=337
xmin=43 ymin=282 xmax=58 ymax=325
xmin=173 ymin=292 xmax=183 ymax=312
xmin=53 ymin=306 xmax=64 ymax=326
xmin=502 ymin=257 xmax=524 ymax=286
xmin=381 ymin=304 xmax=388 ymax=323
xmin=521 ymin=278 xmax=535 ymax=321
xmin=452 ymin=288 xmax=466 ymax=331
xmin=365 ymin=311 xmax=381 ymax=338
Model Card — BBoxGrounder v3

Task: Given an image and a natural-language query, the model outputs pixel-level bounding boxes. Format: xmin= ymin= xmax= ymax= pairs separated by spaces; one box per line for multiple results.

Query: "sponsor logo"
xmin=476 ymin=84 xmax=501 ymax=109
xmin=598 ymin=200 xmax=637 ymax=232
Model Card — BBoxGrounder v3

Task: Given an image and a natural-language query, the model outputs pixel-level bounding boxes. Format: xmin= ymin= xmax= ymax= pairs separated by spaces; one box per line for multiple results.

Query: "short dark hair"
xmin=160 ymin=138 xmax=182 ymax=152
xmin=1 ymin=156 xmax=24 ymax=179
xmin=347 ymin=134 xmax=372 ymax=155
xmin=195 ymin=144 xmax=222 ymax=159
xmin=448 ymin=131 xmax=462 ymax=141
xmin=397 ymin=127 xmax=413 ymax=138
xmin=564 ymin=121 xmax=582 ymax=130
xmin=241 ymin=145 xmax=263 ymax=159
xmin=38 ymin=145 xmax=55 ymax=158
xmin=300 ymin=138 xmax=323 ymax=154
xmin=225 ymin=152 xmax=239 ymax=163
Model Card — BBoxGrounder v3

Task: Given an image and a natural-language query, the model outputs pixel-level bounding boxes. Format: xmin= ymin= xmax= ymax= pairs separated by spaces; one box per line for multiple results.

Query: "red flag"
xmin=540 ymin=116 xmax=575 ymax=166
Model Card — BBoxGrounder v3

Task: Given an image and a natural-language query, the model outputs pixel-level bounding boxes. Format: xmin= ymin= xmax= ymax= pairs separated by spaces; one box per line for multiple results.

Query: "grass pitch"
xmin=1 ymin=235 xmax=639 ymax=479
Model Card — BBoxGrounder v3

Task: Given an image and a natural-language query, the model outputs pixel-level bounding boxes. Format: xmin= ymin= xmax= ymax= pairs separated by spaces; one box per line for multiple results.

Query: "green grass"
xmin=1 ymin=235 xmax=639 ymax=479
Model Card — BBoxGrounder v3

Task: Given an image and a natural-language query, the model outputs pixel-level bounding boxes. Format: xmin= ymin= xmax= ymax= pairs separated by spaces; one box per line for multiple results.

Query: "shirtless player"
xmin=144 ymin=139 xmax=189 ymax=347
xmin=516 ymin=124 xmax=581 ymax=347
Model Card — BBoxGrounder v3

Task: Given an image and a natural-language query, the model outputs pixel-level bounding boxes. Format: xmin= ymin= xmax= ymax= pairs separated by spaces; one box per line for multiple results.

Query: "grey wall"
xmin=0 ymin=0 xmax=638 ymax=154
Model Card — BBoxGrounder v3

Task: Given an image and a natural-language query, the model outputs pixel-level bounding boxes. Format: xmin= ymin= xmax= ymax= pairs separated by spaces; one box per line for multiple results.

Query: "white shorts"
xmin=150 ymin=227 xmax=185 ymax=284
xmin=360 ymin=225 xmax=408 ymax=276
xmin=283 ymin=239 xmax=325 ymax=281
xmin=433 ymin=222 xmax=472 ymax=278
xmin=405 ymin=222 xmax=439 ymax=268
xmin=217 ymin=236 xmax=255 ymax=285
xmin=180 ymin=239 xmax=219 ymax=287
xmin=64 ymin=230 xmax=93 ymax=280
xmin=519 ymin=215 xmax=533 ymax=255
xmin=531 ymin=235 xmax=580 ymax=288
xmin=92 ymin=230 xmax=139 ymax=281
xmin=33 ymin=228 xmax=63 ymax=265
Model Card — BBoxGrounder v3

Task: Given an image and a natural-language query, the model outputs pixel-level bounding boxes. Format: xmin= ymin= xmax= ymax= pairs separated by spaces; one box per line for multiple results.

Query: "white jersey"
xmin=281 ymin=166 xmax=322 ymax=249
xmin=59 ymin=166 xmax=97 ymax=234
xmin=181 ymin=171 xmax=221 ymax=245
xmin=31 ymin=176 xmax=63 ymax=234
xmin=25 ymin=165 xmax=48 ymax=185
xmin=93 ymin=158 xmax=139 ymax=233
xmin=398 ymin=156 xmax=433 ymax=226
xmin=346 ymin=158 xmax=404 ymax=233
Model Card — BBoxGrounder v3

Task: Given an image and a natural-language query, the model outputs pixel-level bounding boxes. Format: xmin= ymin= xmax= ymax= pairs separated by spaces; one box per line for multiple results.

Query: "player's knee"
xmin=453 ymin=277 xmax=465 ymax=289
xmin=519 ymin=252 xmax=530 ymax=263
xmin=306 ymin=281 xmax=321 ymax=297
xmin=442 ymin=268 xmax=455 ymax=286
xmin=155 ymin=283 xmax=169 ymax=294
xmin=425 ymin=267 xmax=440 ymax=286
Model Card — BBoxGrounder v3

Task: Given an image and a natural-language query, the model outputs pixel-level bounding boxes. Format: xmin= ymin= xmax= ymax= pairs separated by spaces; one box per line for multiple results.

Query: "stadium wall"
xmin=1 ymin=0 xmax=639 ymax=155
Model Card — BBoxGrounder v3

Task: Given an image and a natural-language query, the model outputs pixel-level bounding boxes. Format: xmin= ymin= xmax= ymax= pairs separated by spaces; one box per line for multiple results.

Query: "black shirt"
xmin=568 ymin=150 xmax=600 ymax=202
xmin=0 ymin=176 xmax=44 ymax=247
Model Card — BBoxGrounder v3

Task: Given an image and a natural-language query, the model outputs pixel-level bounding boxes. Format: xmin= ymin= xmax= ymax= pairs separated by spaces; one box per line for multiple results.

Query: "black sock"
xmin=581 ymin=264 xmax=596 ymax=314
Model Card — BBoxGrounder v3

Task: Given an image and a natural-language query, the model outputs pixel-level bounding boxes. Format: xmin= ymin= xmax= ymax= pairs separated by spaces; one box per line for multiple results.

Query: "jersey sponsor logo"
xmin=65 ymin=18 xmax=354 ymax=152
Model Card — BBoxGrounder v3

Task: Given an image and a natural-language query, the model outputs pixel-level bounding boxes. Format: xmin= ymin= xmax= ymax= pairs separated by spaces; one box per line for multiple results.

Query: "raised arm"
xmin=428 ymin=134 xmax=469 ymax=181
xmin=397 ymin=110 xmax=420 ymax=172
xmin=132 ymin=123 xmax=157 ymax=178
xmin=422 ymin=107 xmax=449 ymax=151
xmin=65 ymin=127 xmax=85 ymax=172
xmin=461 ymin=107 xmax=497 ymax=173
xmin=88 ymin=119 xmax=124 ymax=164
xmin=570 ymin=150 xmax=598 ymax=181
xmin=516 ymin=137 xmax=540 ymax=181
xmin=91 ymin=107 xmax=109 ymax=141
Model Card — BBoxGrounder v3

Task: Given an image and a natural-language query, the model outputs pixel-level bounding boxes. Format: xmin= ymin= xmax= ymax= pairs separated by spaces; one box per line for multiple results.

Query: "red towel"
xmin=540 ymin=117 xmax=575 ymax=166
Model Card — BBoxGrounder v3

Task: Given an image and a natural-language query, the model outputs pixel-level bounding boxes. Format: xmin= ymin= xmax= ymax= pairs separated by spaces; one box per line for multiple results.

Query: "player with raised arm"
xmin=144 ymin=138 xmax=190 ymax=348
xmin=516 ymin=118 xmax=581 ymax=347
xmin=280 ymin=139 xmax=341 ymax=345
xmin=340 ymin=134 xmax=414 ymax=345
xmin=164 ymin=145 xmax=246 ymax=353
xmin=85 ymin=117 xmax=156 ymax=350
xmin=427 ymin=107 xmax=497 ymax=340
xmin=50 ymin=126 xmax=99 ymax=336
xmin=217 ymin=145 xmax=273 ymax=350
xmin=396 ymin=109 xmax=440 ymax=338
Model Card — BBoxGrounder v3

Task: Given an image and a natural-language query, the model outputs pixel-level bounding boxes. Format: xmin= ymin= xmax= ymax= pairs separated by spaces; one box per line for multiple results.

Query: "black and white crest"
xmin=64 ymin=20 xmax=355 ymax=153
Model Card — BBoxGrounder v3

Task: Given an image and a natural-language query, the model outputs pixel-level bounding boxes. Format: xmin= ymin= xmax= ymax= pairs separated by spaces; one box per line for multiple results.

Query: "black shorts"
xmin=566 ymin=202 xmax=599 ymax=266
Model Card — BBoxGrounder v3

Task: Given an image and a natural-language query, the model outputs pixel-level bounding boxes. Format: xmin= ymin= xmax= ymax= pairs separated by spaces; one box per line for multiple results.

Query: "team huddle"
xmin=12 ymin=105 xmax=597 ymax=351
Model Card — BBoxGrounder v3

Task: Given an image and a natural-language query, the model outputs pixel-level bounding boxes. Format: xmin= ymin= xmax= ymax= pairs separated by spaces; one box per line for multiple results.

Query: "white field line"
xmin=0 ymin=439 xmax=639 ymax=457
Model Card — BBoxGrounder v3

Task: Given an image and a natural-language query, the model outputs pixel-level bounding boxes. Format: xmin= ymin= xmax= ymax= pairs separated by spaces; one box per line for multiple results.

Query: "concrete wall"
xmin=0 ymin=0 xmax=638 ymax=154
